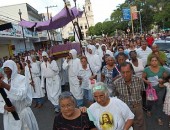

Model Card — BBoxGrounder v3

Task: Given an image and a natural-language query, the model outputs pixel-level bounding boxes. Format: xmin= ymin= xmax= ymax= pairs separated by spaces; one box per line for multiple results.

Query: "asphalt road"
xmin=0 ymin=98 xmax=169 ymax=130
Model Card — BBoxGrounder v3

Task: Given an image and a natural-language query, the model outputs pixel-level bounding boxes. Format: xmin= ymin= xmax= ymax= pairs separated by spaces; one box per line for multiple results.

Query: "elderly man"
xmin=62 ymin=49 xmax=83 ymax=107
xmin=87 ymin=82 xmax=134 ymax=130
xmin=114 ymin=62 xmax=146 ymax=130
xmin=136 ymin=40 xmax=152 ymax=67
xmin=147 ymin=44 xmax=167 ymax=66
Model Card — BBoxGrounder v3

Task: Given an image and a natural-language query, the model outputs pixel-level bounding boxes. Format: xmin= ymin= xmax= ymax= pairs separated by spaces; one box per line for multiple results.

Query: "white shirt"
xmin=78 ymin=64 xmax=93 ymax=90
xmin=136 ymin=47 xmax=152 ymax=66
xmin=87 ymin=97 xmax=134 ymax=130
xmin=130 ymin=58 xmax=144 ymax=78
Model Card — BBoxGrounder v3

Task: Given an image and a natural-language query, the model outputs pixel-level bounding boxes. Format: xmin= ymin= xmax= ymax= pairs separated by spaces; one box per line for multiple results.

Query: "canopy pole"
xmin=18 ymin=9 xmax=36 ymax=92
xmin=63 ymin=0 xmax=94 ymax=75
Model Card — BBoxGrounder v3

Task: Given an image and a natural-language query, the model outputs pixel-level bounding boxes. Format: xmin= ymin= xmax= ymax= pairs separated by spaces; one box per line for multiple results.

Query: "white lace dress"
xmin=163 ymin=82 xmax=170 ymax=115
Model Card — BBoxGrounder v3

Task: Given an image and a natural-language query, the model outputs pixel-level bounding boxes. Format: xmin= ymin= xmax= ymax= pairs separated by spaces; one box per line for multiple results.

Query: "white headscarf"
xmin=106 ymin=50 xmax=113 ymax=57
xmin=96 ymin=43 xmax=100 ymax=46
xmin=88 ymin=45 xmax=96 ymax=54
xmin=101 ymin=44 xmax=107 ymax=48
xmin=3 ymin=60 xmax=18 ymax=79
xmin=42 ymin=51 xmax=49 ymax=58
xmin=69 ymin=49 xmax=77 ymax=59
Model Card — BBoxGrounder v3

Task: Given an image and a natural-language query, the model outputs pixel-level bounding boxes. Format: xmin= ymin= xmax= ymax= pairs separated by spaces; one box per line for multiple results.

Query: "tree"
xmin=94 ymin=22 xmax=103 ymax=35
xmin=68 ymin=36 xmax=75 ymax=42
xmin=88 ymin=26 xmax=95 ymax=36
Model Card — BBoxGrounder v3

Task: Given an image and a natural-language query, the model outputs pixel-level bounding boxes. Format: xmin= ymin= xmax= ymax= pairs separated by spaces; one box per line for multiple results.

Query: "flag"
xmin=130 ymin=6 xmax=138 ymax=20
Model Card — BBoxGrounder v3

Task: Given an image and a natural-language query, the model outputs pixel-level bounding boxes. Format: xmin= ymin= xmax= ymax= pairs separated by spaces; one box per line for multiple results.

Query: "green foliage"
xmin=94 ymin=22 xmax=103 ymax=35
xmin=68 ymin=36 xmax=75 ymax=42
xmin=87 ymin=0 xmax=170 ymax=36
xmin=88 ymin=26 xmax=95 ymax=36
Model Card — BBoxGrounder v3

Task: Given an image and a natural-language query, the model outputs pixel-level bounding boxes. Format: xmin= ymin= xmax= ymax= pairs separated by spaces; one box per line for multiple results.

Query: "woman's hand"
xmin=0 ymin=80 xmax=6 ymax=88
xmin=145 ymin=80 xmax=150 ymax=85
xmin=4 ymin=105 xmax=16 ymax=112
xmin=79 ymin=107 xmax=87 ymax=113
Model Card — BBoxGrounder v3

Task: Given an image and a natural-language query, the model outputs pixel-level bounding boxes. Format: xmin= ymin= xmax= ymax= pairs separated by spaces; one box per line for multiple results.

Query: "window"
xmin=85 ymin=25 xmax=87 ymax=29
xmin=88 ymin=6 xmax=90 ymax=11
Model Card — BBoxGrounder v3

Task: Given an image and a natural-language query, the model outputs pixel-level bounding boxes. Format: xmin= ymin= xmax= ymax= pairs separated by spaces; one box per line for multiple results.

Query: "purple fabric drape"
xmin=18 ymin=7 xmax=83 ymax=31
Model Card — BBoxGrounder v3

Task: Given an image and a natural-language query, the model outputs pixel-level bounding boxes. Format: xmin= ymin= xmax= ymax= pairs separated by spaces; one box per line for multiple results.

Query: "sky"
xmin=0 ymin=0 xmax=125 ymax=24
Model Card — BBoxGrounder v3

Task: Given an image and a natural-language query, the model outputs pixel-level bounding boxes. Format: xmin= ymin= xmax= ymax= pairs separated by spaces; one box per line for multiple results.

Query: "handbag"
xmin=146 ymin=84 xmax=158 ymax=101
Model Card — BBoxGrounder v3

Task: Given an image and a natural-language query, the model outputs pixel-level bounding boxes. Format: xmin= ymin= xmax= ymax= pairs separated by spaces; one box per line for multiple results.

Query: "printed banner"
xmin=130 ymin=6 xmax=138 ymax=20
xmin=122 ymin=8 xmax=131 ymax=21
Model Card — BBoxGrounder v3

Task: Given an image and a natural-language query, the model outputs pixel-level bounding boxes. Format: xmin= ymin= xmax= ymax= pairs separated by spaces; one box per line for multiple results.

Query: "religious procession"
xmin=0 ymin=0 xmax=170 ymax=130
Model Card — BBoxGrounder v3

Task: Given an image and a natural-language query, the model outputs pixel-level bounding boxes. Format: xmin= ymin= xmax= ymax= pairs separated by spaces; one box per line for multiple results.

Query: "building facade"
xmin=0 ymin=3 xmax=48 ymax=58
xmin=61 ymin=0 xmax=94 ymax=39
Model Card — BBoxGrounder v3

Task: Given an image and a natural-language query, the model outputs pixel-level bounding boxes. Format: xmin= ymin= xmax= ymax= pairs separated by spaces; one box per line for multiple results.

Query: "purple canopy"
xmin=19 ymin=7 xmax=83 ymax=31
xmin=18 ymin=19 xmax=36 ymax=28
xmin=36 ymin=7 xmax=83 ymax=31
xmin=35 ymin=19 xmax=51 ymax=31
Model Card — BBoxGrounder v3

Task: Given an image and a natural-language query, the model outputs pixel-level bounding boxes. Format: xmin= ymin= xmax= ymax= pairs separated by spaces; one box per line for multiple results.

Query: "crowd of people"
xmin=0 ymin=33 xmax=170 ymax=130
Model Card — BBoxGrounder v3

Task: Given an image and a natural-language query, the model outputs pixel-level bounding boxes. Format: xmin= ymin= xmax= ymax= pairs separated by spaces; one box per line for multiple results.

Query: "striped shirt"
xmin=113 ymin=75 xmax=145 ymax=106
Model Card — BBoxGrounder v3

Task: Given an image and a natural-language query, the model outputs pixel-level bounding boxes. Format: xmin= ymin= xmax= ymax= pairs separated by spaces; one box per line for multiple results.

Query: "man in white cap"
xmin=62 ymin=49 xmax=83 ymax=107
xmin=41 ymin=51 xmax=61 ymax=112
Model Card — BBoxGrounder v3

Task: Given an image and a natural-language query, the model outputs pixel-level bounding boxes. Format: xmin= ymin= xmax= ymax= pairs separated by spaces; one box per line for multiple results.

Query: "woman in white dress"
xmin=25 ymin=56 xmax=45 ymax=108
xmin=0 ymin=60 xmax=39 ymax=130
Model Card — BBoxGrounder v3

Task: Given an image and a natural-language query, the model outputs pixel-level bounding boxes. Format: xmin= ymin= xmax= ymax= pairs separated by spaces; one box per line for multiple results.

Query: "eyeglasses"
xmin=60 ymin=103 xmax=74 ymax=110
xmin=59 ymin=91 xmax=75 ymax=109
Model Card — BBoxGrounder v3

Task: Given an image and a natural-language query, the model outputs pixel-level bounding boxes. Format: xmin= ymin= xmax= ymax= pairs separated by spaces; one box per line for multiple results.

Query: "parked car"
xmin=154 ymin=39 xmax=170 ymax=74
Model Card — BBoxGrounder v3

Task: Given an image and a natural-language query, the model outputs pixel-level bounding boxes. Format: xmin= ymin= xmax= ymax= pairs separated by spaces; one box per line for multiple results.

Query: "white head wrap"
xmin=42 ymin=51 xmax=49 ymax=58
xmin=88 ymin=45 xmax=96 ymax=54
xmin=106 ymin=50 xmax=113 ymax=57
xmin=69 ymin=49 xmax=77 ymax=59
xmin=96 ymin=43 xmax=100 ymax=46
xmin=3 ymin=60 xmax=18 ymax=79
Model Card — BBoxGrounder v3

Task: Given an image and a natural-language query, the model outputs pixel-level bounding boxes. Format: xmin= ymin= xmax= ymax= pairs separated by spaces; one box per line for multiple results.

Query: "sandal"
xmin=158 ymin=118 xmax=163 ymax=126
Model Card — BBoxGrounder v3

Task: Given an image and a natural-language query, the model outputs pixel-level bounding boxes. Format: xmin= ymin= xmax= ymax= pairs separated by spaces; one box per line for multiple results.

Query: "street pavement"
xmin=0 ymin=97 xmax=169 ymax=130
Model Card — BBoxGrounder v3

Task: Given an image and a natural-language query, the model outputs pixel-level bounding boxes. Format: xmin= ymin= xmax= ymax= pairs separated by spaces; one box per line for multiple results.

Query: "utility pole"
xmin=45 ymin=5 xmax=57 ymax=46
xmin=45 ymin=5 xmax=57 ymax=20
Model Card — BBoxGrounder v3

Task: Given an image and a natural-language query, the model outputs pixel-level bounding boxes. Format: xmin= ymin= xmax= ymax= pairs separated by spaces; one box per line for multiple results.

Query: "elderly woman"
xmin=142 ymin=56 xmax=167 ymax=125
xmin=53 ymin=91 xmax=97 ymax=130
xmin=0 ymin=60 xmax=39 ymax=130
xmin=87 ymin=82 xmax=134 ymax=130
xmin=101 ymin=56 xmax=119 ymax=96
